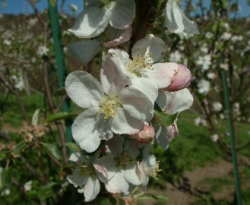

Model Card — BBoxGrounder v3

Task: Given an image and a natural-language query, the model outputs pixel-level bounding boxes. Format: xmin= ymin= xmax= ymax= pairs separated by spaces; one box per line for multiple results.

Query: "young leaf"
xmin=43 ymin=143 xmax=61 ymax=160
xmin=13 ymin=141 xmax=26 ymax=155
xmin=1 ymin=168 xmax=11 ymax=186
xmin=65 ymin=142 xmax=81 ymax=152
xmin=45 ymin=112 xmax=77 ymax=123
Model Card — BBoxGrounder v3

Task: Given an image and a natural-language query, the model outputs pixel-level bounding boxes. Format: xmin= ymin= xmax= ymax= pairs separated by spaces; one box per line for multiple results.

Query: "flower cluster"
xmin=65 ymin=0 xmax=198 ymax=202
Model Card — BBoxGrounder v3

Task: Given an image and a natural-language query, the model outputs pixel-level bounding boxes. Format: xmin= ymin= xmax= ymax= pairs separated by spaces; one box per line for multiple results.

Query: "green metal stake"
xmin=48 ymin=1 xmax=73 ymax=148
xmin=221 ymin=70 xmax=242 ymax=205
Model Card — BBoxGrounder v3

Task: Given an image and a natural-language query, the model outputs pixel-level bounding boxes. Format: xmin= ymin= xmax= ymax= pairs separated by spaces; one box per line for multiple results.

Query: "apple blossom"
xmin=65 ymin=70 xmax=153 ymax=153
xmin=164 ymin=0 xmax=199 ymax=34
xmin=96 ymin=137 xmax=140 ymax=195
xmin=68 ymin=0 xmax=135 ymax=38
xmin=67 ymin=152 xmax=107 ymax=202
xmin=197 ymin=79 xmax=210 ymax=95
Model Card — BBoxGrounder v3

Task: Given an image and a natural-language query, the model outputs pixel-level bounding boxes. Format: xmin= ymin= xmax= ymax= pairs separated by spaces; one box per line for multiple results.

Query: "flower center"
xmin=79 ymin=163 xmax=95 ymax=176
xmin=114 ymin=150 xmax=134 ymax=169
xmin=99 ymin=96 xmax=120 ymax=120
xmin=145 ymin=161 xmax=161 ymax=179
xmin=126 ymin=53 xmax=153 ymax=77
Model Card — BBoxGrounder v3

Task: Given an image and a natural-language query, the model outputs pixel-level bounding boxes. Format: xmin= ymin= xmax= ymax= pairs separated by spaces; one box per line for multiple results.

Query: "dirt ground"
xmin=141 ymin=159 xmax=236 ymax=205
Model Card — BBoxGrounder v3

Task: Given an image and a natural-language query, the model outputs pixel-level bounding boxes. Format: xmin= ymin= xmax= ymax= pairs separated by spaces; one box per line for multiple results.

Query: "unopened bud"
xmin=130 ymin=123 xmax=155 ymax=143
xmin=167 ymin=123 xmax=179 ymax=141
xmin=164 ymin=64 xmax=192 ymax=91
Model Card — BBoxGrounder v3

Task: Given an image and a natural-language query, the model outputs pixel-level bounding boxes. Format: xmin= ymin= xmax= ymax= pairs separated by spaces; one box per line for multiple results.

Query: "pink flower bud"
xmin=130 ymin=123 xmax=155 ymax=143
xmin=167 ymin=122 xmax=179 ymax=141
xmin=164 ymin=64 xmax=192 ymax=91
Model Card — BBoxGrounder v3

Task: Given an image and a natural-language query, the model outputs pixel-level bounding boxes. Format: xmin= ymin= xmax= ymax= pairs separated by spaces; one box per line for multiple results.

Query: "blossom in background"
xmin=37 ymin=45 xmax=49 ymax=56
xmin=155 ymin=88 xmax=194 ymax=149
xmin=65 ymin=70 xmax=153 ymax=153
xmin=12 ymin=75 xmax=25 ymax=91
xmin=212 ymin=102 xmax=223 ymax=112
xmin=68 ymin=0 xmax=135 ymax=38
xmin=194 ymin=117 xmax=207 ymax=126
xmin=211 ymin=134 xmax=219 ymax=142
xmin=169 ymin=50 xmax=182 ymax=62
xmin=196 ymin=54 xmax=211 ymax=71
xmin=164 ymin=0 xmax=199 ymax=34
xmin=197 ymin=79 xmax=210 ymax=95
xmin=24 ymin=181 xmax=32 ymax=192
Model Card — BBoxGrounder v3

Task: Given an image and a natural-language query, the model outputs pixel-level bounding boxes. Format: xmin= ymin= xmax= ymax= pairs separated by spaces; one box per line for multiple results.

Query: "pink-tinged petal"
xmin=83 ymin=176 xmax=100 ymax=202
xmin=129 ymin=78 xmax=158 ymax=104
xmin=125 ymin=163 xmax=142 ymax=185
xmin=145 ymin=63 xmax=178 ymax=89
xmin=72 ymin=107 xmax=113 ymax=153
xmin=65 ymin=71 xmax=103 ymax=108
xmin=67 ymin=167 xmax=88 ymax=187
xmin=164 ymin=64 xmax=192 ymax=91
xmin=130 ymin=122 xmax=155 ymax=144
xmin=111 ymin=107 xmax=144 ymax=135
xmin=100 ymin=54 xmax=128 ymax=97
xmin=68 ymin=40 xmax=101 ymax=64
xmin=119 ymin=87 xmax=153 ymax=121
xmin=132 ymin=34 xmax=165 ymax=63
xmin=104 ymin=25 xmax=132 ymax=47
xmin=157 ymin=88 xmax=193 ymax=114
xmin=97 ymin=156 xmax=117 ymax=180
xmin=68 ymin=7 xmax=111 ymax=38
xmin=110 ymin=0 xmax=135 ymax=29
xmin=105 ymin=169 xmax=130 ymax=195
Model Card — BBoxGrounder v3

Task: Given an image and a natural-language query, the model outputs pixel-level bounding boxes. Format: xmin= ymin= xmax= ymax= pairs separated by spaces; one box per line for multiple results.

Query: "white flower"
xmin=164 ymin=0 xmax=199 ymax=34
xmin=211 ymin=134 xmax=219 ymax=142
xmin=96 ymin=137 xmax=140 ymax=195
xmin=169 ymin=50 xmax=181 ymax=62
xmin=3 ymin=39 xmax=11 ymax=46
xmin=37 ymin=46 xmax=49 ymax=56
xmin=1 ymin=189 xmax=10 ymax=196
xmin=24 ymin=181 xmax=32 ymax=192
xmin=155 ymin=88 xmax=194 ymax=149
xmin=212 ymin=102 xmax=223 ymax=112
xmin=207 ymin=72 xmax=217 ymax=79
xmin=194 ymin=117 xmax=207 ymax=126
xmin=67 ymin=152 xmax=106 ymax=202
xmin=196 ymin=55 xmax=211 ymax=71
xmin=65 ymin=70 xmax=153 ymax=153
xmin=197 ymin=79 xmax=210 ymax=95
xmin=107 ymin=44 xmax=178 ymax=103
xmin=68 ymin=0 xmax=135 ymax=38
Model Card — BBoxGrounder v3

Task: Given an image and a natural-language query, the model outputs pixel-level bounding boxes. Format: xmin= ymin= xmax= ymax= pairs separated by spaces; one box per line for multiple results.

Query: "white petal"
xmin=105 ymin=169 xmax=130 ymax=195
xmin=147 ymin=63 xmax=178 ymax=89
xmin=72 ymin=107 xmax=113 ymax=153
xmin=104 ymin=25 xmax=132 ymax=47
xmin=65 ymin=71 xmax=103 ymax=108
xmin=129 ymin=78 xmax=158 ymax=104
xmin=155 ymin=125 xmax=170 ymax=150
xmin=110 ymin=0 xmax=135 ymax=29
xmin=67 ymin=168 xmax=88 ymax=187
xmin=100 ymin=54 xmax=128 ymax=97
xmin=69 ymin=152 xmax=88 ymax=164
xmin=125 ymin=163 xmax=142 ymax=185
xmin=132 ymin=34 xmax=165 ymax=62
xmin=119 ymin=87 xmax=153 ymax=121
xmin=68 ymin=40 xmax=101 ymax=64
xmin=68 ymin=7 xmax=111 ymax=38
xmin=111 ymin=107 xmax=144 ymax=135
xmin=157 ymin=88 xmax=193 ymax=114
xmin=84 ymin=176 xmax=100 ymax=202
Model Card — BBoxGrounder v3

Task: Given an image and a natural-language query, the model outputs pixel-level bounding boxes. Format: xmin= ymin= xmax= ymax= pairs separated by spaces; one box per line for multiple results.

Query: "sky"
xmin=0 ymin=0 xmax=249 ymax=18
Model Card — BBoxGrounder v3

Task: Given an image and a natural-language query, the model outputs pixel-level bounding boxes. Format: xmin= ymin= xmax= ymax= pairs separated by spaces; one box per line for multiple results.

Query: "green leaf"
xmin=154 ymin=109 xmax=178 ymax=127
xmin=54 ymin=87 xmax=66 ymax=96
xmin=136 ymin=193 xmax=168 ymax=202
xmin=13 ymin=141 xmax=26 ymax=155
xmin=32 ymin=108 xmax=43 ymax=126
xmin=38 ymin=182 xmax=58 ymax=200
xmin=1 ymin=167 xmax=11 ymax=186
xmin=45 ymin=112 xmax=77 ymax=123
xmin=65 ymin=142 xmax=81 ymax=152
xmin=43 ymin=143 xmax=61 ymax=160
